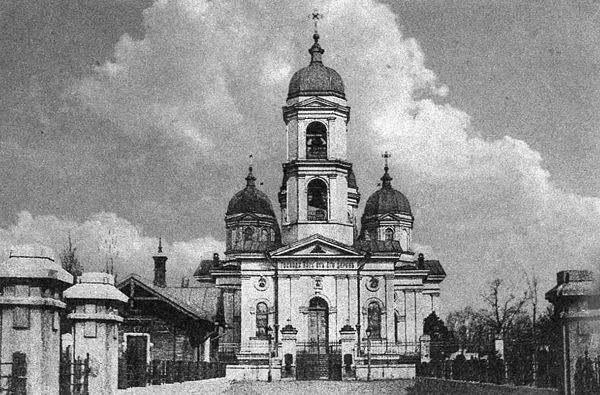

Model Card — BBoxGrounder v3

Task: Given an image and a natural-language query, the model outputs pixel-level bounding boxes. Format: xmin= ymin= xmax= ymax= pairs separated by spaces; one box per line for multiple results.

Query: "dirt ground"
xmin=118 ymin=378 xmax=415 ymax=395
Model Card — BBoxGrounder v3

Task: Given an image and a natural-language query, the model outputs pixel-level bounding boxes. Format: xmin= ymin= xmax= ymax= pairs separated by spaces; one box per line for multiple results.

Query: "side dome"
xmin=226 ymin=169 xmax=276 ymax=217
xmin=287 ymin=34 xmax=345 ymax=100
xmin=225 ymin=166 xmax=281 ymax=255
xmin=363 ymin=169 xmax=411 ymax=217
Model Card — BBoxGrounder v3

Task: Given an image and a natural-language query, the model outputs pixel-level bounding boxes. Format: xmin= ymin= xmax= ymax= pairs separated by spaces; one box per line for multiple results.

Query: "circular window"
xmin=366 ymin=276 xmax=380 ymax=292
xmin=255 ymin=276 xmax=268 ymax=291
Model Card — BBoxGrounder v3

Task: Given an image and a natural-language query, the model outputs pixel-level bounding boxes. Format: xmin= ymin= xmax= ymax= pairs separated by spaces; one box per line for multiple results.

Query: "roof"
xmin=0 ymin=244 xmax=73 ymax=286
xmin=227 ymin=167 xmax=276 ymax=217
xmin=363 ymin=168 xmax=411 ymax=218
xmin=354 ymin=240 xmax=403 ymax=253
xmin=117 ymin=274 xmax=220 ymax=322
xmin=287 ymin=34 xmax=345 ymax=100
xmin=545 ymin=270 xmax=600 ymax=301
xmin=64 ymin=272 xmax=128 ymax=303
xmin=419 ymin=259 xmax=446 ymax=277
xmin=227 ymin=240 xmax=280 ymax=254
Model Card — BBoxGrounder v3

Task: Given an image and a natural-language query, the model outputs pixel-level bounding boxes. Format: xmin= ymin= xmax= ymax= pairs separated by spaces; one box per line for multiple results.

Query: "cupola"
xmin=225 ymin=166 xmax=281 ymax=255
xmin=287 ymin=34 xmax=345 ymax=100
xmin=357 ymin=155 xmax=413 ymax=252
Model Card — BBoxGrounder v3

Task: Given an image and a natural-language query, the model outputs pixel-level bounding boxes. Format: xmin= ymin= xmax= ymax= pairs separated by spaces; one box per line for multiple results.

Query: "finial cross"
xmin=311 ymin=9 xmax=323 ymax=34
xmin=382 ymin=151 xmax=391 ymax=168
xmin=249 ymin=154 xmax=253 ymax=170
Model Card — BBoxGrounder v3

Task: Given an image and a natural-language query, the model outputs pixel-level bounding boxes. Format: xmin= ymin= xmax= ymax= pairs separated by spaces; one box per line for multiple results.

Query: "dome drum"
xmin=225 ymin=167 xmax=281 ymax=254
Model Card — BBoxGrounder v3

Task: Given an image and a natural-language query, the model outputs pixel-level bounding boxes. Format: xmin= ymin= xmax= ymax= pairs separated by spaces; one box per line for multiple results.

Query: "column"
xmin=64 ymin=272 xmax=128 ymax=395
xmin=0 ymin=245 xmax=73 ymax=395
xmin=339 ymin=324 xmax=357 ymax=380
xmin=280 ymin=323 xmax=298 ymax=380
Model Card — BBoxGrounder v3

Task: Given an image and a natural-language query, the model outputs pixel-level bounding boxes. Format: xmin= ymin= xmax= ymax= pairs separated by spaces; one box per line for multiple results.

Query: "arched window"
xmin=367 ymin=302 xmax=382 ymax=339
xmin=256 ymin=302 xmax=269 ymax=338
xmin=243 ymin=227 xmax=254 ymax=242
xmin=385 ymin=228 xmax=394 ymax=241
xmin=306 ymin=122 xmax=327 ymax=159
xmin=307 ymin=179 xmax=327 ymax=221
xmin=261 ymin=228 xmax=269 ymax=242
xmin=226 ymin=229 xmax=232 ymax=248
xmin=394 ymin=312 xmax=399 ymax=343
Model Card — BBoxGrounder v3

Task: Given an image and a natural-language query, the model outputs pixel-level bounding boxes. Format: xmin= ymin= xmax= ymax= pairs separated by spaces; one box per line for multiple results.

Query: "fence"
xmin=296 ymin=341 xmax=341 ymax=380
xmin=417 ymin=349 xmax=559 ymax=389
xmin=59 ymin=350 xmax=90 ymax=395
xmin=359 ymin=341 xmax=421 ymax=364
xmin=574 ymin=352 xmax=600 ymax=395
xmin=0 ymin=353 xmax=26 ymax=395
xmin=217 ymin=343 xmax=240 ymax=363
xmin=118 ymin=360 xmax=226 ymax=389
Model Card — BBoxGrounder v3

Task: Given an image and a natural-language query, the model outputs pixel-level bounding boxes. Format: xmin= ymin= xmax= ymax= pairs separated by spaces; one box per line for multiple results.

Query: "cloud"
xmin=68 ymin=0 xmax=600 ymax=313
xmin=0 ymin=211 xmax=225 ymax=285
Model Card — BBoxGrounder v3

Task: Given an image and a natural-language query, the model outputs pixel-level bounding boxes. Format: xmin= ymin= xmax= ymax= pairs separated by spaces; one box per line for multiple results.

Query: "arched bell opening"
xmin=306 ymin=121 xmax=327 ymax=159
xmin=307 ymin=179 xmax=328 ymax=221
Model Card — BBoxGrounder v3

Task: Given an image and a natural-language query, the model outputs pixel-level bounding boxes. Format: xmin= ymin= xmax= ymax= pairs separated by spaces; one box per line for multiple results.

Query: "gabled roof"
xmin=271 ymin=234 xmax=363 ymax=257
xmin=117 ymin=274 xmax=220 ymax=322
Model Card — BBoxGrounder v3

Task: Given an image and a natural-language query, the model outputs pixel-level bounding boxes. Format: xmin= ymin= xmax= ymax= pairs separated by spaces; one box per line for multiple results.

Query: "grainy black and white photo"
xmin=1 ymin=1 xmax=599 ymax=394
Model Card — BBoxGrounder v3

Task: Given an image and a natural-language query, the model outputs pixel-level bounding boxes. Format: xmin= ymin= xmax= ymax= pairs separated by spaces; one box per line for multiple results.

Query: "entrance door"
xmin=308 ymin=297 xmax=329 ymax=352
xmin=126 ymin=335 xmax=148 ymax=387
xmin=297 ymin=297 xmax=337 ymax=380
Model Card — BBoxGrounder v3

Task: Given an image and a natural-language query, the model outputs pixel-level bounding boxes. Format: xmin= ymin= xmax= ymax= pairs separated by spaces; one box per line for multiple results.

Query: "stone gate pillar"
xmin=280 ymin=323 xmax=298 ymax=380
xmin=64 ymin=272 xmax=128 ymax=395
xmin=0 ymin=245 xmax=73 ymax=395
xmin=339 ymin=324 xmax=357 ymax=380
xmin=546 ymin=270 xmax=600 ymax=395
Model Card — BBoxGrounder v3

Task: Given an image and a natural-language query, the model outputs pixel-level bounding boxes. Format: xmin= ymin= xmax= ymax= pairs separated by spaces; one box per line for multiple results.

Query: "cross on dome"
xmin=311 ymin=9 xmax=323 ymax=35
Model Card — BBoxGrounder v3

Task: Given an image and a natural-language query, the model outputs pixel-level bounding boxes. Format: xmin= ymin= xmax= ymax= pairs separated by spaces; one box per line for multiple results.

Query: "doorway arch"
xmin=308 ymin=297 xmax=329 ymax=346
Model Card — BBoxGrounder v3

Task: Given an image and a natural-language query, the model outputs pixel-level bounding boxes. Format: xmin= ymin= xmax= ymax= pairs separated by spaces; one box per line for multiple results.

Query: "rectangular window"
xmin=84 ymin=321 xmax=97 ymax=338
xmin=13 ymin=307 xmax=30 ymax=329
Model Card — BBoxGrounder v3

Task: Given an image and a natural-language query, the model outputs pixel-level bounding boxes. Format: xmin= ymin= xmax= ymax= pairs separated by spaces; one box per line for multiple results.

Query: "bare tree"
xmin=447 ymin=306 xmax=494 ymax=353
xmin=481 ymin=278 xmax=529 ymax=336
xmin=98 ymin=228 xmax=119 ymax=275
xmin=59 ymin=232 xmax=82 ymax=280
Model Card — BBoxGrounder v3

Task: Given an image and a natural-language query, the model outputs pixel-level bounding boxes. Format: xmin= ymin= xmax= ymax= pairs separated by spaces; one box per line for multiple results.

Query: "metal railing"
xmin=118 ymin=359 xmax=226 ymax=389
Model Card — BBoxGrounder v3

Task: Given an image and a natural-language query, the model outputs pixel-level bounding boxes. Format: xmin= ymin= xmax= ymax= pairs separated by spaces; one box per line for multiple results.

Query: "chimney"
xmin=153 ymin=238 xmax=168 ymax=287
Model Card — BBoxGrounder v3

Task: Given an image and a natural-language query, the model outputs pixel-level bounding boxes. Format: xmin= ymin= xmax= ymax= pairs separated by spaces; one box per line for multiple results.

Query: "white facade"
xmin=205 ymin=34 xmax=446 ymax=381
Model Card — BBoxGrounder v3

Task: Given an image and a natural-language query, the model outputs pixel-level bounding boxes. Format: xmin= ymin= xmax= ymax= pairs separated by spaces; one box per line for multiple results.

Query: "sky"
xmin=1 ymin=0 xmax=600 ymax=315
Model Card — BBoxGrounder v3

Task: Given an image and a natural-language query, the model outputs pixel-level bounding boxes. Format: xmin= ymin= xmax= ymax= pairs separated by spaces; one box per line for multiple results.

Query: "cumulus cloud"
xmin=0 ymin=211 xmax=224 ymax=285
xmin=67 ymin=0 xmax=600 ymax=312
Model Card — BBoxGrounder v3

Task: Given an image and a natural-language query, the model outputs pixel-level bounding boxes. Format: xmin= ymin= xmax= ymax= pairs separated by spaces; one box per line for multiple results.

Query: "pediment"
xmin=296 ymin=96 xmax=340 ymax=109
xmin=378 ymin=213 xmax=402 ymax=222
xmin=271 ymin=234 xmax=362 ymax=257
xmin=227 ymin=212 xmax=262 ymax=222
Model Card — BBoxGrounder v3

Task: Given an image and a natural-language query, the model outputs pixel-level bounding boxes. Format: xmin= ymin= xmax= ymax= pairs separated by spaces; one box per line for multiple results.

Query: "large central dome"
xmin=287 ymin=34 xmax=345 ymax=100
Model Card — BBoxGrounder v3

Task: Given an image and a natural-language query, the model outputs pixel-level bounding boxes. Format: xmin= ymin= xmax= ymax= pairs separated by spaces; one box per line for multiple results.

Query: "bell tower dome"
xmin=279 ymin=33 xmax=360 ymax=245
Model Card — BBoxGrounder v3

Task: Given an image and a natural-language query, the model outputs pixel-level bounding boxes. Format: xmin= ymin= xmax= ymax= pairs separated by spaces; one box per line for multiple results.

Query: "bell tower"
xmin=278 ymin=33 xmax=360 ymax=245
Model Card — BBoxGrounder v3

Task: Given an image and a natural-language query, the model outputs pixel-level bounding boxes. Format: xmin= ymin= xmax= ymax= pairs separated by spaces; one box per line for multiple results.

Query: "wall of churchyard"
xmin=413 ymin=378 xmax=558 ymax=395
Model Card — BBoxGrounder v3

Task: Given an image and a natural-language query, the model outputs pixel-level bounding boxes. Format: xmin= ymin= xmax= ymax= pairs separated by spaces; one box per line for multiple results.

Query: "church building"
xmin=194 ymin=31 xmax=446 ymax=381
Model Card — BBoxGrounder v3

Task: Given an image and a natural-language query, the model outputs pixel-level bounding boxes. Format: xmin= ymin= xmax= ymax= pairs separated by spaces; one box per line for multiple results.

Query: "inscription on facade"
xmin=278 ymin=261 xmax=356 ymax=270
